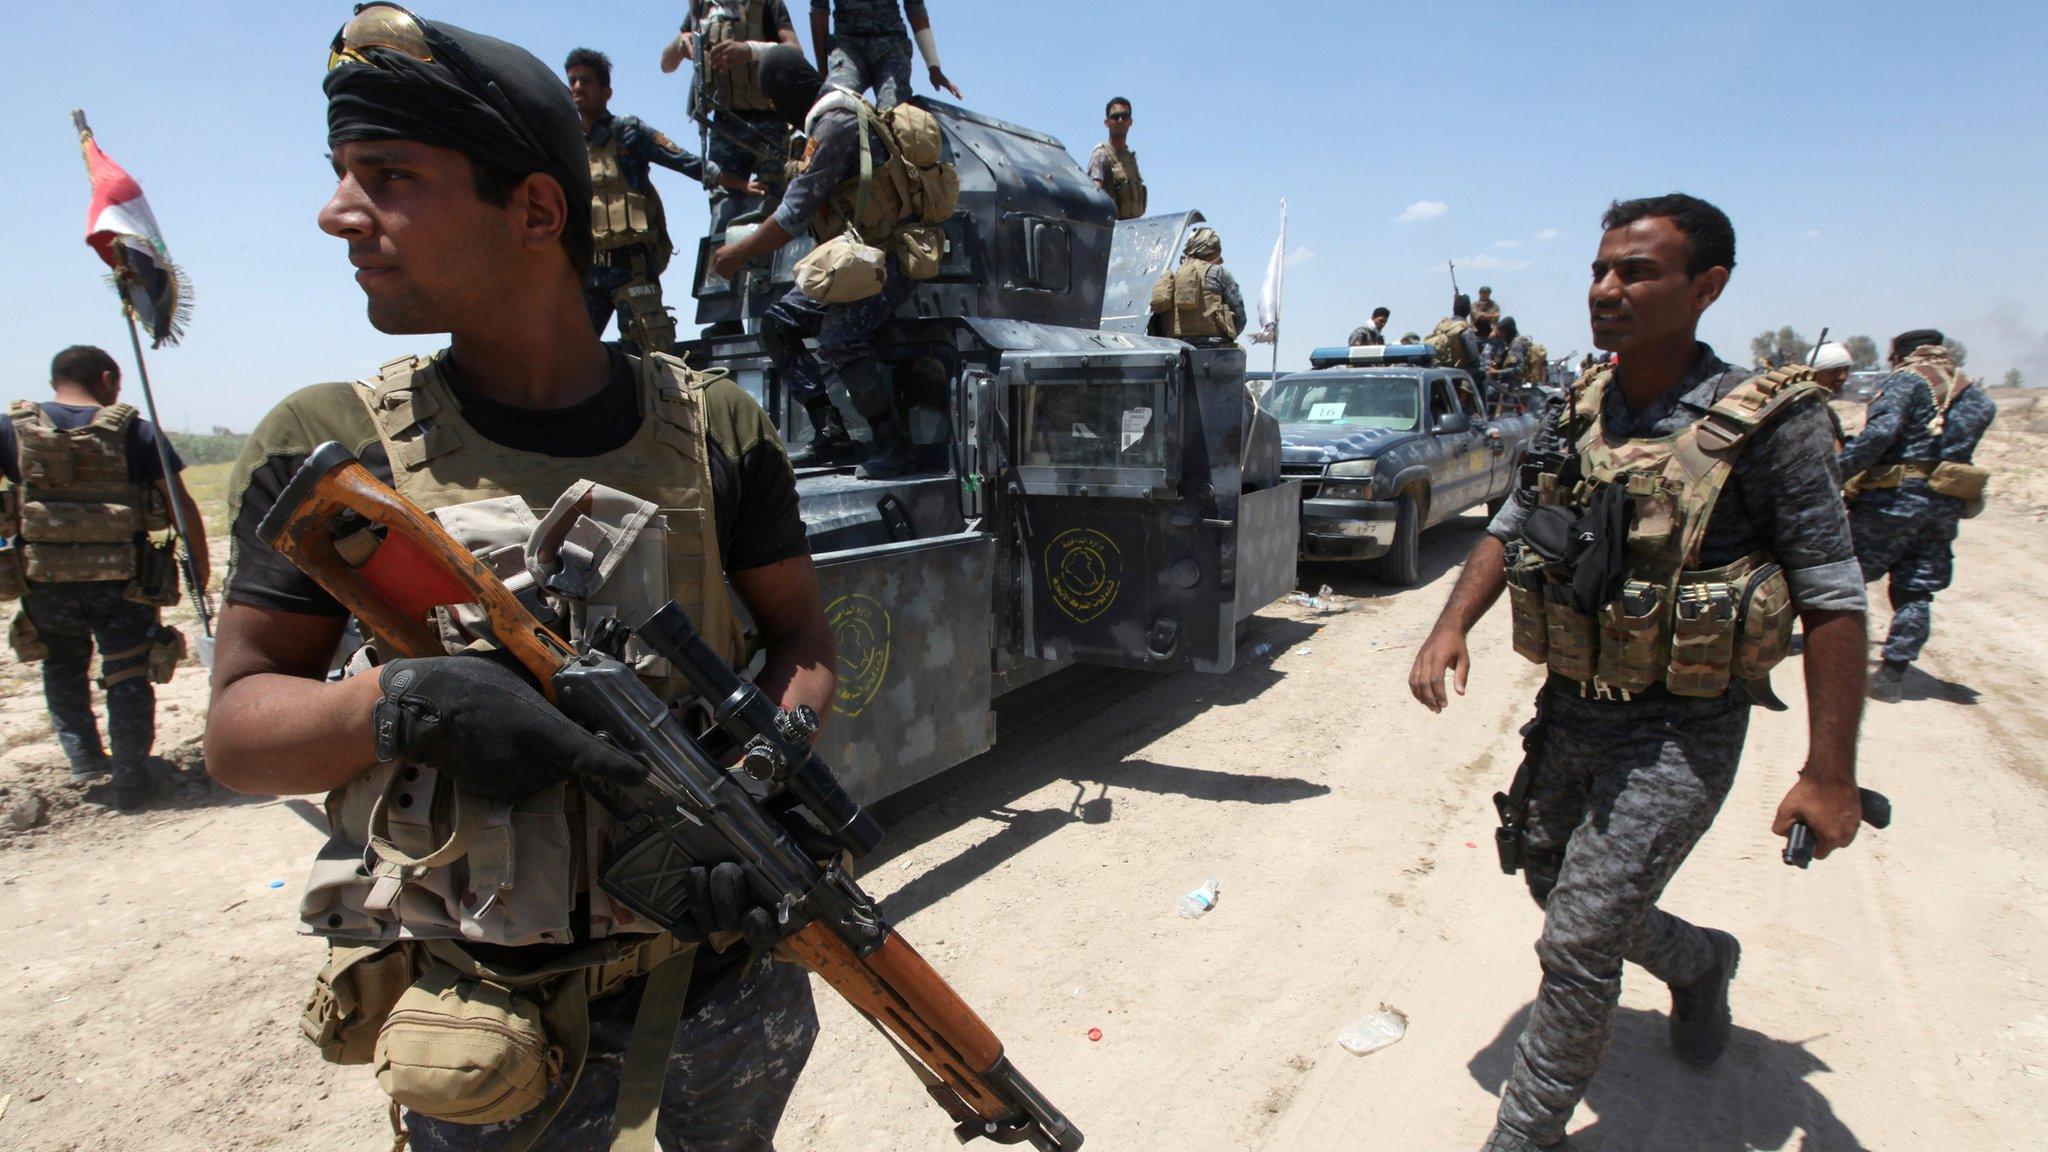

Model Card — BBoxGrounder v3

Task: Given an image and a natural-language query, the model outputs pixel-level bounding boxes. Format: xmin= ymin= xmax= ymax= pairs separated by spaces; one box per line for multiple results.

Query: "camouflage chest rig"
xmin=298 ymin=352 xmax=753 ymax=1145
xmin=1102 ymin=145 xmax=1146 ymax=220
xmin=1504 ymin=364 xmax=1819 ymax=700
xmin=587 ymin=121 xmax=678 ymax=353
xmin=5 ymin=400 xmax=167 ymax=585
xmin=698 ymin=0 xmax=777 ymax=113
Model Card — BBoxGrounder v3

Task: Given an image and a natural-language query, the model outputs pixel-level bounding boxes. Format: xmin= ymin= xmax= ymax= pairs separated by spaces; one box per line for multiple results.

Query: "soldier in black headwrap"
xmin=211 ymin=7 xmax=831 ymax=1150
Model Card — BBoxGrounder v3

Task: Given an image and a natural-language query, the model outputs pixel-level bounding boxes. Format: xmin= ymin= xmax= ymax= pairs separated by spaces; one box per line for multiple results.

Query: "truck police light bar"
xmin=1309 ymin=344 xmax=1435 ymax=369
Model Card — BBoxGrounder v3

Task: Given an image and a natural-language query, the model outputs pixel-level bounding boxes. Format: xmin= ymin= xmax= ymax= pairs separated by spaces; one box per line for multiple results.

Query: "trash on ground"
xmin=1176 ymin=876 xmax=1221 ymax=919
xmin=267 ymin=880 xmax=284 ymax=889
xmin=1293 ymin=646 xmax=1314 ymax=657
xmin=1338 ymin=1004 xmax=1408 ymax=1056
xmin=1249 ymin=642 xmax=1273 ymax=658
xmin=1087 ymin=1027 xmax=1103 ymax=1042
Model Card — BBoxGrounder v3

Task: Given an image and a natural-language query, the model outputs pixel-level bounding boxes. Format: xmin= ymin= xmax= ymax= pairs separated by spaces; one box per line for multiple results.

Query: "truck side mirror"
xmin=1434 ymin=413 xmax=1470 ymax=435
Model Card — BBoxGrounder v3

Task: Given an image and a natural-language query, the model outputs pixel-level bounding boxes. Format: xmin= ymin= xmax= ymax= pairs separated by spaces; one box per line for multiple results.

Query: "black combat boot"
xmin=855 ymin=414 xmax=917 ymax=480
xmin=1869 ymin=659 xmax=1907 ymax=703
xmin=789 ymin=402 xmax=857 ymax=467
xmin=1480 ymin=1125 xmax=1564 ymax=1151
xmin=1668 ymin=927 xmax=1741 ymax=1067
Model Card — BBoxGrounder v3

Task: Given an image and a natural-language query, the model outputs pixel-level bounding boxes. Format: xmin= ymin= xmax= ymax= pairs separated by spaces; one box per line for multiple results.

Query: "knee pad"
xmin=758 ymin=311 xmax=806 ymax=364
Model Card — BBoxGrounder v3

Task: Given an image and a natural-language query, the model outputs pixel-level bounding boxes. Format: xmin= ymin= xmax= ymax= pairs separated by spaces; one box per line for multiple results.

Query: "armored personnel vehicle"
xmin=678 ymin=100 xmax=1298 ymax=803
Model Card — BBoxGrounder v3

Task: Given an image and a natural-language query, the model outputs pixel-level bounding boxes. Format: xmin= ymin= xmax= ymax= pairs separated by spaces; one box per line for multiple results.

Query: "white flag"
xmin=1250 ymin=199 xmax=1286 ymax=345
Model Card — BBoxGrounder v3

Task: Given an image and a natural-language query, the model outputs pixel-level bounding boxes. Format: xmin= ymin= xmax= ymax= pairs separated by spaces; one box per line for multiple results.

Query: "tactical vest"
xmin=1524 ymin=343 xmax=1548 ymax=385
xmin=1102 ymin=145 xmax=1146 ymax=220
xmin=1427 ymin=318 xmax=1473 ymax=368
xmin=587 ymin=125 xmax=669 ymax=261
xmin=806 ymin=92 xmax=957 ymax=247
xmin=299 ymin=351 xmax=746 ymax=948
xmin=1855 ymin=349 xmax=1992 ymax=501
xmin=1504 ymin=365 xmax=1817 ymax=700
xmin=1151 ymin=257 xmax=1237 ymax=339
xmin=699 ymin=0 xmax=775 ymax=113
xmin=6 ymin=401 xmax=165 ymax=583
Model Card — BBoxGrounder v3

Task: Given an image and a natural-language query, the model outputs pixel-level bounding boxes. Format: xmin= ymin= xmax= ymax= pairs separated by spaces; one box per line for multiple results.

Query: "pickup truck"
xmin=1262 ymin=345 xmax=1541 ymax=584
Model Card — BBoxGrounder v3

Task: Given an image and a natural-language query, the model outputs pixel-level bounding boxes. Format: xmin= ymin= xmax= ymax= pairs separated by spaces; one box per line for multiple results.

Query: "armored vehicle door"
xmin=1000 ymin=342 xmax=1291 ymax=673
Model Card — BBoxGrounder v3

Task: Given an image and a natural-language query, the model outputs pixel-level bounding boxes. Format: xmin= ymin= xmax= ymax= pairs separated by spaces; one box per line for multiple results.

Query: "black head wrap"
xmin=1890 ymin=328 xmax=1944 ymax=359
xmin=756 ymin=46 xmax=825 ymax=128
xmin=325 ymin=13 xmax=591 ymax=208
xmin=1453 ymin=293 xmax=1471 ymax=318
xmin=1496 ymin=316 xmax=1518 ymax=340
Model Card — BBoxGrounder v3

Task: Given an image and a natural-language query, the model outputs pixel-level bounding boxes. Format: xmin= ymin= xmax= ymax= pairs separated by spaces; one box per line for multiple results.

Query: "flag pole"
xmin=119 ymin=311 xmax=212 ymax=637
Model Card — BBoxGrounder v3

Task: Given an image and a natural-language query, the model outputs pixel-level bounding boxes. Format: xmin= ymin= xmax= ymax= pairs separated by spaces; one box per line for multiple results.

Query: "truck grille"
xmin=1281 ymin=463 xmax=1322 ymax=500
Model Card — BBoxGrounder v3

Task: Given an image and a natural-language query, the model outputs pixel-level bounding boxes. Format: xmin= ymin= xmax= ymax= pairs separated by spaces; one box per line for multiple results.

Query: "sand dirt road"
xmin=1 ymin=404 xmax=2043 ymax=1152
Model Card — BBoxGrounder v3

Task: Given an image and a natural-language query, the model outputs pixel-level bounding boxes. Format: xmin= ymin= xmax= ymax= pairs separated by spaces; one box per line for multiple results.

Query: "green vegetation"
xmin=166 ymin=427 xmax=247 ymax=468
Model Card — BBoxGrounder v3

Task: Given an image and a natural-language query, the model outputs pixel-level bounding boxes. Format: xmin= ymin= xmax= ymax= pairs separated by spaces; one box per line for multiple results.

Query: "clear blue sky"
xmin=2 ymin=0 xmax=2042 ymax=431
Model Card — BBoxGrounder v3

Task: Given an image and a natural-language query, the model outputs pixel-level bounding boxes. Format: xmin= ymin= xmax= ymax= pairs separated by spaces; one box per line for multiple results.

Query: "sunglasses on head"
xmin=328 ymin=2 xmax=432 ymax=70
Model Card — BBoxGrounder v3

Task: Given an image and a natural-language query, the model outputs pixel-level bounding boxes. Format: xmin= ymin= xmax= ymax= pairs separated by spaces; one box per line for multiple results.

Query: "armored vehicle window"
xmin=1261 ymin=375 xmax=1420 ymax=432
xmin=1020 ymin=379 xmax=1169 ymax=469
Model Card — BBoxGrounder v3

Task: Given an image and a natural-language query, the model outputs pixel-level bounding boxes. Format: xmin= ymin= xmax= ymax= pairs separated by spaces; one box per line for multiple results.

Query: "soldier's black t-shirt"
xmin=0 ymin=401 xmax=185 ymax=487
xmin=224 ymin=347 xmax=808 ymax=618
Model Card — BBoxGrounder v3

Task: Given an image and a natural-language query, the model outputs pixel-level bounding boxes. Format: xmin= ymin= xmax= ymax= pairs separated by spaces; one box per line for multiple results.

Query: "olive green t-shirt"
xmin=225 ymin=347 xmax=806 ymax=616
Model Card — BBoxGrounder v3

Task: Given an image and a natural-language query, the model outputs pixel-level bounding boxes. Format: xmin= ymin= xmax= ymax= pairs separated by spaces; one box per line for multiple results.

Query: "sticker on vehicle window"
xmin=1072 ymin=423 xmax=1099 ymax=439
xmin=1120 ymin=407 xmax=1153 ymax=451
xmin=1308 ymin=401 xmax=1346 ymax=422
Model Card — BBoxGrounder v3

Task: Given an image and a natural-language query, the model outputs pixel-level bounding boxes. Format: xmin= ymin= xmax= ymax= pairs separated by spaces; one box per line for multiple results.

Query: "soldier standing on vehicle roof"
xmin=1147 ymin=226 xmax=1246 ymax=347
xmin=1349 ymin=306 xmax=1392 ymax=347
xmin=207 ymin=7 xmax=833 ymax=1147
xmin=1408 ymin=194 xmax=1870 ymax=1152
xmin=715 ymin=48 xmax=933 ymax=479
xmin=1428 ymin=293 xmax=1479 ymax=371
xmin=2 ymin=345 xmax=208 ymax=813
xmin=810 ymin=0 xmax=961 ymax=110
xmin=567 ymin=48 xmax=761 ymax=353
xmin=1809 ymin=341 xmax=1852 ymax=447
xmin=661 ymin=1 xmax=804 ymax=231
xmin=1837 ymin=328 xmax=1996 ymax=703
xmin=1088 ymin=96 xmax=1147 ymax=221
xmin=1472 ymin=284 xmax=1502 ymax=325
xmin=1489 ymin=316 xmax=1532 ymax=390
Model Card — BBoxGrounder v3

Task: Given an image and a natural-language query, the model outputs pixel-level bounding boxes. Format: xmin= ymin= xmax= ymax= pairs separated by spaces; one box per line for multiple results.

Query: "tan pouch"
xmin=1732 ymin=563 xmax=1793 ymax=681
xmin=1623 ymin=475 xmax=1681 ymax=564
xmin=894 ymin=223 xmax=946 ymax=280
xmin=147 ymin=625 xmax=187 ymax=684
xmin=374 ymin=961 xmax=561 ymax=1125
xmin=1667 ymin=581 xmax=1737 ymax=697
xmin=795 ymin=233 xmax=889 ymax=303
xmin=124 ymin=537 xmax=183 ymax=607
xmin=302 ymin=941 xmax=420 ymax=1065
xmin=1542 ymin=581 xmax=1598 ymax=683
xmin=9 ymin=611 xmax=46 ymax=662
xmin=1596 ymin=579 xmax=1669 ymax=694
xmin=1505 ymin=555 xmax=1548 ymax=665
xmin=1928 ymin=461 xmax=1989 ymax=501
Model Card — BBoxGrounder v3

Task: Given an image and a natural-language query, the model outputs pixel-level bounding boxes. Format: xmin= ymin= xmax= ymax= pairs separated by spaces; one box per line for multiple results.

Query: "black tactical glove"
xmin=681 ymin=860 xmax=785 ymax=951
xmin=375 ymin=653 xmax=644 ymax=801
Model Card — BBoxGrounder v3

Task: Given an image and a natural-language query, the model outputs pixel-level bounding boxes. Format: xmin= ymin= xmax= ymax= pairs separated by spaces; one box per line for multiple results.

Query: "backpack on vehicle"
xmin=1425 ymin=318 xmax=1471 ymax=368
xmin=880 ymin=103 xmax=958 ymax=281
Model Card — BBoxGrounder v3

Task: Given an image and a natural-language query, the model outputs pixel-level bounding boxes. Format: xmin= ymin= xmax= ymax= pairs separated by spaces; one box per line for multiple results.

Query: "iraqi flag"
xmin=74 ymin=110 xmax=190 ymax=347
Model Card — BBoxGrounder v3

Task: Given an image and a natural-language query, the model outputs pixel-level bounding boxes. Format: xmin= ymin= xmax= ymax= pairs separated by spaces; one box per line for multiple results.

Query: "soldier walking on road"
xmin=810 ymin=0 xmax=961 ymax=110
xmin=1147 ymin=226 xmax=1246 ymax=346
xmin=1088 ymin=97 xmax=1147 ymax=221
xmin=1349 ymin=306 xmax=1392 ymax=347
xmin=3 ymin=346 xmax=208 ymax=812
xmin=1838 ymin=329 xmax=1996 ymax=702
xmin=567 ymin=48 xmax=761 ymax=352
xmin=1408 ymin=194 xmax=1871 ymax=1152
xmin=660 ymin=1 xmax=804 ymax=231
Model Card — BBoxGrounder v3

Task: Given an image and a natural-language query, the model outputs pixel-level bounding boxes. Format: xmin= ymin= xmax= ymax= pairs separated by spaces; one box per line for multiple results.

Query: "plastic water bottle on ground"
xmin=1337 ymin=1004 xmax=1408 ymax=1055
xmin=1176 ymin=877 xmax=1220 ymax=919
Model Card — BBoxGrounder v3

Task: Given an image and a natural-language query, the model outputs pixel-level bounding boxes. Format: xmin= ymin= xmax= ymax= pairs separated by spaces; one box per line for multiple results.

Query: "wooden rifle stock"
xmin=256 ymin=442 xmax=1081 ymax=1150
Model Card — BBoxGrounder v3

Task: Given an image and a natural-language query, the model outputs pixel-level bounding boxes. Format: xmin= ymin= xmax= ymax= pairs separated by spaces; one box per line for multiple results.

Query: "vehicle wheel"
xmin=1377 ymin=493 xmax=1421 ymax=586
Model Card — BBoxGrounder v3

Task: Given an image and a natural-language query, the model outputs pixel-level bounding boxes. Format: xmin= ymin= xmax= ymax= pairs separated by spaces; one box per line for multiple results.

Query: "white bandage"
xmin=914 ymin=27 xmax=941 ymax=69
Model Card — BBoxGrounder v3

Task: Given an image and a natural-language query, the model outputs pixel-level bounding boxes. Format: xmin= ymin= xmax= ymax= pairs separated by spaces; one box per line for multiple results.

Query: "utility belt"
xmin=303 ymin=929 xmax=701 ymax=1149
xmin=1851 ymin=460 xmax=1990 ymax=501
xmin=1506 ymin=547 xmax=1793 ymax=702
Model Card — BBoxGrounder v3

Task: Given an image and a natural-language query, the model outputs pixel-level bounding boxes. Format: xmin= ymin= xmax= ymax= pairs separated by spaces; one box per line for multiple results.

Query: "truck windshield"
xmin=1019 ymin=379 xmax=1171 ymax=469
xmin=1263 ymin=375 xmax=1420 ymax=432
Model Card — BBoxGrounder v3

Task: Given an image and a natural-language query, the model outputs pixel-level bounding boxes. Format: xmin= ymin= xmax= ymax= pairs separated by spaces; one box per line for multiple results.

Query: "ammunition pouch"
xmin=1667 ymin=556 xmax=1790 ymax=698
xmin=795 ymin=233 xmax=890 ymax=302
xmin=148 ymin=625 xmax=187 ymax=684
xmin=1505 ymin=551 xmax=1549 ymax=664
xmin=9 ymin=611 xmax=46 ymax=663
xmin=893 ymin=222 xmax=946 ymax=280
xmin=1928 ymin=461 xmax=1989 ymax=501
xmin=125 ymin=537 xmax=183 ymax=607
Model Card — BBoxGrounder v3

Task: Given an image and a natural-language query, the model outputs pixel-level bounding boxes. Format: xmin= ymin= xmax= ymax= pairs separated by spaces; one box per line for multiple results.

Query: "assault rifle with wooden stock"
xmin=257 ymin=441 xmax=1082 ymax=1151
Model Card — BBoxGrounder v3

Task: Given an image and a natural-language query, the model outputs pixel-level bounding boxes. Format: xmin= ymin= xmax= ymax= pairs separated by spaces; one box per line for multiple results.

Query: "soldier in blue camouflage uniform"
xmin=1838 ymin=329 xmax=1998 ymax=701
xmin=1410 ymin=195 xmax=1871 ymax=1151
xmin=810 ymin=0 xmax=961 ymax=110
xmin=661 ymin=2 xmax=804 ymax=232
